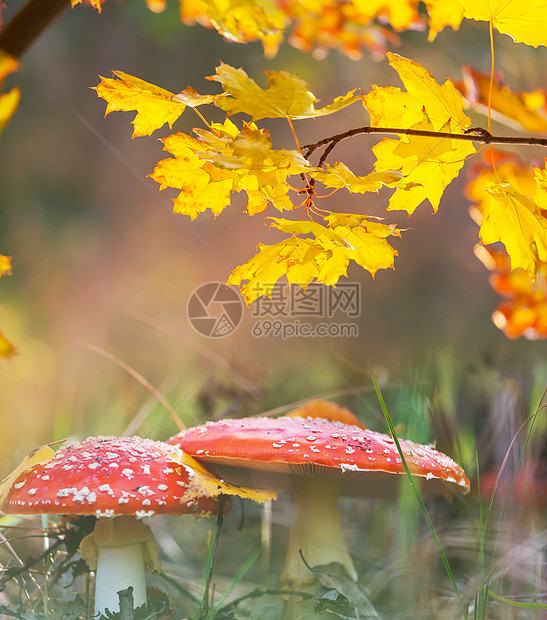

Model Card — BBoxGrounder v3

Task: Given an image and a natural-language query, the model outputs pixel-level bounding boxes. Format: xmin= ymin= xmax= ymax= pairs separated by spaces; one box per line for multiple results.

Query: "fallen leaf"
xmin=0 ymin=444 xmax=56 ymax=506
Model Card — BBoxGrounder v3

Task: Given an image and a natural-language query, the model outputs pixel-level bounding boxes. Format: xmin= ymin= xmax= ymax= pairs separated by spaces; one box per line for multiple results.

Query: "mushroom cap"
xmin=168 ymin=416 xmax=470 ymax=498
xmin=1 ymin=436 xmax=226 ymax=518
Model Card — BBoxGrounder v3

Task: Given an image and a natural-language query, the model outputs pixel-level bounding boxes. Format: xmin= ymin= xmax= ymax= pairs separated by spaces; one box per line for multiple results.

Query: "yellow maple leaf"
xmin=95 ymin=71 xmax=197 ymax=138
xmin=532 ymin=161 xmax=547 ymax=212
xmin=364 ymin=53 xmax=472 ymax=133
xmin=0 ymin=255 xmax=12 ymax=277
xmin=229 ymin=213 xmax=401 ymax=303
xmin=152 ymin=131 xmax=233 ymax=220
xmin=152 ymin=120 xmax=307 ymax=218
xmin=352 ymin=0 xmax=422 ymax=32
xmin=202 ymin=0 xmax=287 ymax=44
xmin=373 ymin=113 xmax=475 ymax=214
xmin=0 ymin=444 xmax=56 ymax=506
xmin=479 ymin=183 xmax=547 ymax=275
xmin=210 ymin=63 xmax=361 ymax=120
xmin=169 ymin=449 xmax=276 ymax=504
xmin=425 ymin=0 xmax=464 ymax=41
xmin=228 ymin=237 xmax=317 ymax=303
xmin=466 ymin=151 xmax=535 ymax=224
xmin=458 ymin=0 xmax=547 ymax=47
xmin=323 ymin=213 xmax=402 ymax=275
xmin=363 ymin=55 xmax=475 ymax=212
xmin=310 ymin=163 xmax=404 ymax=193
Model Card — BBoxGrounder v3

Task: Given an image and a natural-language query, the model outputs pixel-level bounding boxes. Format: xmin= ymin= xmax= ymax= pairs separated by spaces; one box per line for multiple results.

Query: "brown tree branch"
xmin=0 ymin=0 xmax=70 ymax=59
xmin=302 ymin=125 xmax=547 ymax=161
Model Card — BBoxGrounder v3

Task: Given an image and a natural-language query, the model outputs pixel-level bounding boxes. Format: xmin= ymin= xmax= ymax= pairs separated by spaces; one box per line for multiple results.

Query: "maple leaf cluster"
xmin=175 ymin=0 xmax=547 ymax=58
xmin=72 ymin=0 xmax=547 ymax=58
xmin=95 ymin=53 xmax=480 ymax=304
xmin=81 ymin=0 xmax=547 ymax=337
xmin=467 ymin=151 xmax=547 ymax=340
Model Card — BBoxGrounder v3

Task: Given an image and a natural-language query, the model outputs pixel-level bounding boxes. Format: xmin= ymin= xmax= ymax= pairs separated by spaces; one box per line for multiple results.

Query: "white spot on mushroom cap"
xmin=72 ymin=487 xmax=92 ymax=503
xmin=137 ymin=486 xmax=155 ymax=497
xmin=136 ymin=510 xmax=155 ymax=519
xmin=98 ymin=484 xmax=115 ymax=496
xmin=340 ymin=463 xmax=362 ymax=473
xmin=96 ymin=509 xmax=115 ymax=517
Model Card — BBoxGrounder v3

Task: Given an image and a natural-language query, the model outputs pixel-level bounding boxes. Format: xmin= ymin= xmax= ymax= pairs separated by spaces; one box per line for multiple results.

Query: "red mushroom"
xmin=168 ymin=402 xmax=470 ymax=586
xmin=0 ymin=436 xmax=275 ymax=616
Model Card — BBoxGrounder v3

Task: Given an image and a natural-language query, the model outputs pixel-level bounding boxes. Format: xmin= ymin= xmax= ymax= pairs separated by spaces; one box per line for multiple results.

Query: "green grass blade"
xmin=209 ymin=548 xmax=261 ymax=618
xmin=487 ymin=590 xmax=547 ymax=610
xmin=369 ymin=366 xmax=468 ymax=620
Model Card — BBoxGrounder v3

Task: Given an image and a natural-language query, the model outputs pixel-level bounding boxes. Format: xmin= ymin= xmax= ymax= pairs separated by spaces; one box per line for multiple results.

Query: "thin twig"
xmin=0 ymin=538 xmax=64 ymax=589
xmin=0 ymin=0 xmax=69 ymax=59
xmin=302 ymin=125 xmax=547 ymax=160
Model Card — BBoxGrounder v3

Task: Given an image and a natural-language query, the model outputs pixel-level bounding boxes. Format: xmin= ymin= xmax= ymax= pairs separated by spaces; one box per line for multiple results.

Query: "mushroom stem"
xmin=282 ymin=476 xmax=356 ymax=585
xmin=78 ymin=516 xmax=160 ymax=616
xmin=95 ymin=544 xmax=146 ymax=614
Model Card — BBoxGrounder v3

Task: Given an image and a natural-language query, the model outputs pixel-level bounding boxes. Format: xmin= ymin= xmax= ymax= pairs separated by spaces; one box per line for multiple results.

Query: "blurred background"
xmin=0 ymin=2 xmax=545 ymax=617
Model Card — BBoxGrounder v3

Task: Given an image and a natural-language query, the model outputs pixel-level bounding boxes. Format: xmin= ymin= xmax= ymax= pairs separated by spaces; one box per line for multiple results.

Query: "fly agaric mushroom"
xmin=168 ymin=401 xmax=470 ymax=586
xmin=0 ymin=436 xmax=275 ymax=616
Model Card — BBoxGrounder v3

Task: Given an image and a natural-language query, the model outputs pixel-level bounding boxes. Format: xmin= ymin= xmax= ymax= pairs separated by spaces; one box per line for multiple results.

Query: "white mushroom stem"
xmin=78 ymin=516 xmax=160 ymax=616
xmin=282 ymin=476 xmax=357 ymax=585
xmin=95 ymin=545 xmax=147 ymax=613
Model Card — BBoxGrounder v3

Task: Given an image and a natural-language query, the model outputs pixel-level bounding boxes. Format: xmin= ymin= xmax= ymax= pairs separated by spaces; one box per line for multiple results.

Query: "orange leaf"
xmin=475 ymin=245 xmax=547 ymax=339
xmin=456 ymin=66 xmax=547 ymax=133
